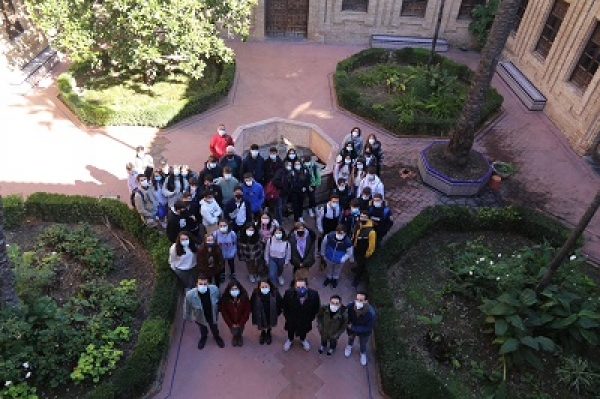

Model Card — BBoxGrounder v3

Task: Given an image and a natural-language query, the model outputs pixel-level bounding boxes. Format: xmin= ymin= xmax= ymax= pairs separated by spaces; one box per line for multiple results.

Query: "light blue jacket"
xmin=184 ymin=285 xmax=220 ymax=326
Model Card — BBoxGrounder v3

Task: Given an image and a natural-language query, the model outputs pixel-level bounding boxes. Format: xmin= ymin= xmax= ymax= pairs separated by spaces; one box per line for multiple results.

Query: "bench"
xmin=9 ymin=46 xmax=59 ymax=94
xmin=496 ymin=61 xmax=546 ymax=111
xmin=370 ymin=35 xmax=448 ymax=52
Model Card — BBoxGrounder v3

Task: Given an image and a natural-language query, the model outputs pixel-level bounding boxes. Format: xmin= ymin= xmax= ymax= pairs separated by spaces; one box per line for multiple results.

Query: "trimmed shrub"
xmin=334 ymin=48 xmax=503 ymax=136
xmin=9 ymin=193 xmax=177 ymax=399
xmin=57 ymin=62 xmax=235 ymax=128
xmin=2 ymin=195 xmax=25 ymax=230
xmin=369 ymin=205 xmax=575 ymax=399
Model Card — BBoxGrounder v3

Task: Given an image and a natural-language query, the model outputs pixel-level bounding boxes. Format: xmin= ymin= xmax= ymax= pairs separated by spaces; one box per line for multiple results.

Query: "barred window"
xmin=535 ymin=0 xmax=569 ymax=58
xmin=401 ymin=0 xmax=428 ymax=18
xmin=341 ymin=0 xmax=368 ymax=12
xmin=457 ymin=0 xmax=485 ymax=20
xmin=512 ymin=0 xmax=529 ymax=34
xmin=570 ymin=22 xmax=600 ymax=90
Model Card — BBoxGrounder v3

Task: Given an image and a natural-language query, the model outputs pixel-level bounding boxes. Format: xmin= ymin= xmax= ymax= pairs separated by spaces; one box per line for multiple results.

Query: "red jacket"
xmin=219 ymin=297 xmax=251 ymax=328
xmin=209 ymin=133 xmax=234 ymax=159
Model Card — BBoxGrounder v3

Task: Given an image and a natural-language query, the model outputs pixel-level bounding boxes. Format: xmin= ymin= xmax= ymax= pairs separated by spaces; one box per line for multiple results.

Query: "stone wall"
xmin=504 ymin=0 xmax=600 ymax=155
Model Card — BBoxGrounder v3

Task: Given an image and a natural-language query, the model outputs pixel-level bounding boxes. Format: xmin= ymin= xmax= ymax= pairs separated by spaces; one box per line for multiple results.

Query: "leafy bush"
xmin=57 ymin=61 xmax=235 ymax=128
xmin=9 ymin=244 xmax=60 ymax=302
xmin=2 ymin=195 xmax=25 ymax=230
xmin=1 ymin=193 xmax=177 ymax=399
xmin=334 ymin=48 xmax=503 ymax=136
xmin=367 ymin=205 xmax=577 ymax=398
xmin=469 ymin=0 xmax=499 ymax=49
xmin=556 ymin=355 xmax=600 ymax=394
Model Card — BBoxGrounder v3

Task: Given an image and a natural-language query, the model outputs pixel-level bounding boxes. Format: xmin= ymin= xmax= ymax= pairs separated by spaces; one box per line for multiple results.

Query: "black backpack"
xmin=130 ymin=188 xmax=145 ymax=210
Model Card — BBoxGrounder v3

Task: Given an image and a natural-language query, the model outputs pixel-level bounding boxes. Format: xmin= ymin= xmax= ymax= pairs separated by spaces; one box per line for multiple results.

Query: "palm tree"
xmin=0 ymin=196 xmax=19 ymax=308
xmin=536 ymin=189 xmax=600 ymax=292
xmin=446 ymin=0 xmax=521 ymax=166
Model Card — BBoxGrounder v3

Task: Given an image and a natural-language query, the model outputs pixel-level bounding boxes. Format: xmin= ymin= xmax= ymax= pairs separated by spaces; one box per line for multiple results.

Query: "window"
xmin=570 ymin=22 xmax=600 ymax=90
xmin=457 ymin=0 xmax=485 ymax=20
xmin=341 ymin=0 xmax=368 ymax=12
xmin=0 ymin=0 xmax=25 ymax=40
xmin=401 ymin=0 xmax=428 ymax=18
xmin=535 ymin=0 xmax=569 ymax=58
xmin=512 ymin=0 xmax=529 ymax=33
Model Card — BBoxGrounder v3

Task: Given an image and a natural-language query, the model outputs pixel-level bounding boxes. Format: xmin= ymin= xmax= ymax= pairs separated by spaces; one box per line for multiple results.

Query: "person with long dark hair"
xmin=219 ymin=279 xmax=251 ymax=347
xmin=168 ymin=231 xmax=199 ymax=289
xmin=250 ymin=279 xmax=283 ymax=345
xmin=197 ymin=233 xmax=225 ymax=286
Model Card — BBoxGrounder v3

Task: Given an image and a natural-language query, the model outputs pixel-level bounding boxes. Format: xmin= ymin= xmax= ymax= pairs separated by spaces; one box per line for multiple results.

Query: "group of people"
xmin=184 ymin=274 xmax=376 ymax=366
xmin=125 ymin=124 xmax=394 ymax=366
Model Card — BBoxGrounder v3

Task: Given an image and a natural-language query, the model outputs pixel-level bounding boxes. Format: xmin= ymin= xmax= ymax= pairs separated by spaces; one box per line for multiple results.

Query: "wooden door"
xmin=265 ymin=0 xmax=309 ymax=38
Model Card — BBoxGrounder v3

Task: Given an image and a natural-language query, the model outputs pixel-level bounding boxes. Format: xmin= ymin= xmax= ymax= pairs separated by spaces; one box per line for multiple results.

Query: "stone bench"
xmin=370 ymin=35 xmax=448 ymax=52
xmin=9 ymin=46 xmax=59 ymax=94
xmin=497 ymin=61 xmax=546 ymax=111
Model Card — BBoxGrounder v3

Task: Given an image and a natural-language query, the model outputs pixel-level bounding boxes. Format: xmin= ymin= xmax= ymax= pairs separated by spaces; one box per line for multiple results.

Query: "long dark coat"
xmin=282 ymin=288 xmax=320 ymax=335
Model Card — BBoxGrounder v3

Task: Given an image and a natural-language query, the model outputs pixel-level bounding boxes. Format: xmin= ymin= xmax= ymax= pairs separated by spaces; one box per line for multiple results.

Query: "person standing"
xmin=316 ymin=194 xmax=343 ymax=254
xmin=213 ymin=220 xmax=238 ymax=278
xmin=133 ymin=145 xmax=154 ymax=179
xmin=289 ymin=159 xmax=310 ymax=223
xmin=321 ymin=225 xmax=353 ymax=288
xmin=270 ymin=161 xmax=291 ymax=225
xmin=199 ymin=155 xmax=223 ymax=184
xmin=219 ymin=146 xmax=243 ymax=181
xmin=197 ymin=234 xmax=225 ymax=286
xmin=237 ymin=223 xmax=264 ymax=283
xmin=264 ymin=226 xmax=291 ymax=287
xmin=199 ymin=190 xmax=223 ymax=235
xmin=184 ymin=274 xmax=225 ymax=349
xmin=282 ymin=278 xmax=320 ymax=352
xmin=219 ymin=279 xmax=251 ymax=347
xmin=126 ymin=162 xmax=138 ymax=194
xmin=288 ymin=222 xmax=317 ymax=281
xmin=241 ymin=172 xmax=265 ymax=221
xmin=224 ymin=186 xmax=252 ymax=233
xmin=263 ymin=146 xmax=284 ymax=184
xmin=216 ymin=166 xmax=239 ymax=204
xmin=168 ymin=232 xmax=199 ymax=289
xmin=364 ymin=134 xmax=384 ymax=176
xmin=340 ymin=198 xmax=361 ymax=236
xmin=357 ymin=166 xmax=385 ymax=199
xmin=341 ymin=127 xmax=364 ymax=157
xmin=368 ymin=193 xmax=393 ymax=248
xmin=241 ymin=144 xmax=265 ymax=185
xmin=344 ymin=291 xmax=376 ymax=366
xmin=317 ymin=295 xmax=348 ymax=356
xmin=351 ymin=211 xmax=376 ymax=288
xmin=303 ymin=156 xmax=321 ymax=218
xmin=166 ymin=199 xmax=193 ymax=243
xmin=133 ymin=174 xmax=158 ymax=228
xmin=250 ymin=279 xmax=283 ymax=345
xmin=209 ymin=124 xmax=234 ymax=159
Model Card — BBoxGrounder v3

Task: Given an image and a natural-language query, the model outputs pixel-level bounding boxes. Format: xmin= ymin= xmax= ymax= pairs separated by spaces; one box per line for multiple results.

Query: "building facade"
xmin=504 ymin=0 xmax=600 ymax=155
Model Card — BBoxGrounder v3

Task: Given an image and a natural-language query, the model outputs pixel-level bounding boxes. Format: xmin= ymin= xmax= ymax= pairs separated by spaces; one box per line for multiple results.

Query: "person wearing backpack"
xmin=368 ymin=193 xmax=393 ymax=248
xmin=213 ymin=220 xmax=238 ymax=279
xmin=132 ymin=174 xmax=158 ymax=228
xmin=320 ymin=225 xmax=353 ymax=288
xmin=303 ymin=155 xmax=321 ymax=218
xmin=264 ymin=226 xmax=291 ymax=287
xmin=351 ymin=211 xmax=377 ymax=288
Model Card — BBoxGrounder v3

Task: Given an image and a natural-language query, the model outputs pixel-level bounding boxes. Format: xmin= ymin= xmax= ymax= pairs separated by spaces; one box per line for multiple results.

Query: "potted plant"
xmin=491 ymin=161 xmax=515 ymax=178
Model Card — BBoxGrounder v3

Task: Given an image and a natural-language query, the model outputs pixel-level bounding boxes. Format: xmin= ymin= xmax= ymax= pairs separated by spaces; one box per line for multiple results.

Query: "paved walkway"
xmin=1 ymin=40 xmax=600 ymax=399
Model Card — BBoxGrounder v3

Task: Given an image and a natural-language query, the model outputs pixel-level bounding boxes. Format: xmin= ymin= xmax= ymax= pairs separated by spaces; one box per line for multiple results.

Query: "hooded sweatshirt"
xmin=199 ymin=198 xmax=223 ymax=226
xmin=357 ymin=174 xmax=385 ymax=199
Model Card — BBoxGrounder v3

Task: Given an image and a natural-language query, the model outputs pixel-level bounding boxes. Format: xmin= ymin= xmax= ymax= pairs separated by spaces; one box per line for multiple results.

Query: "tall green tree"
xmin=25 ymin=0 xmax=257 ymax=81
xmin=0 ymin=196 xmax=19 ymax=308
xmin=446 ymin=0 xmax=521 ymax=166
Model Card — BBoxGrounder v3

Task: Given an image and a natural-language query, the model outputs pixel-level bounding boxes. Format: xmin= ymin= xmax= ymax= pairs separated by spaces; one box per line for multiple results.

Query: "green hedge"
xmin=2 ymin=195 xmax=24 ymax=230
xmin=368 ymin=205 xmax=575 ymax=399
xmin=334 ymin=48 xmax=504 ymax=136
xmin=4 ymin=193 xmax=177 ymax=399
xmin=57 ymin=62 xmax=235 ymax=128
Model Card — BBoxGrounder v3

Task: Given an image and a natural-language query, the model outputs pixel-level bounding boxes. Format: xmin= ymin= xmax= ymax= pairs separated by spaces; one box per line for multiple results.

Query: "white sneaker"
xmin=298 ymin=217 xmax=305 ymax=223
xmin=283 ymin=339 xmax=292 ymax=352
xmin=249 ymin=274 xmax=257 ymax=283
xmin=302 ymin=339 xmax=311 ymax=351
xmin=344 ymin=345 xmax=352 ymax=358
xmin=360 ymin=353 xmax=367 ymax=366
xmin=308 ymin=208 xmax=315 ymax=217
xmin=278 ymin=276 xmax=285 ymax=286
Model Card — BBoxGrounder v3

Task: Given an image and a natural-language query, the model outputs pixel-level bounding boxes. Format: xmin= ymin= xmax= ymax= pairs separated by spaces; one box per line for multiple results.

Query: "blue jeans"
xmin=268 ymin=257 xmax=285 ymax=286
xmin=348 ymin=332 xmax=371 ymax=354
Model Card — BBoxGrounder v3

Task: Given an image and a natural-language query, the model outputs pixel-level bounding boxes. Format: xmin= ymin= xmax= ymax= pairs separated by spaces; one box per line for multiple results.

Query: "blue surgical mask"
xmin=198 ymin=285 xmax=208 ymax=294
xmin=155 ymin=176 xmax=162 ymax=181
xmin=297 ymin=287 xmax=307 ymax=297
xmin=351 ymin=208 xmax=360 ymax=216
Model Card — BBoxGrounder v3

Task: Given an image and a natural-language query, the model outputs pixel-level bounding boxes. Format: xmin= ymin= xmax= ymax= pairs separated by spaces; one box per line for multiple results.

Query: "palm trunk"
xmin=0 ymin=196 xmax=19 ymax=308
xmin=536 ymin=189 xmax=600 ymax=292
xmin=446 ymin=0 xmax=521 ymax=166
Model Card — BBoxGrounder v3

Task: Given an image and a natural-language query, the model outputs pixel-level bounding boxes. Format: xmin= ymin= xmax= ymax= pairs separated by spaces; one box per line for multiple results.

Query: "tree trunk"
xmin=428 ymin=0 xmax=445 ymax=67
xmin=536 ymin=189 xmax=600 ymax=292
xmin=446 ymin=0 xmax=521 ymax=166
xmin=0 ymin=196 xmax=19 ymax=308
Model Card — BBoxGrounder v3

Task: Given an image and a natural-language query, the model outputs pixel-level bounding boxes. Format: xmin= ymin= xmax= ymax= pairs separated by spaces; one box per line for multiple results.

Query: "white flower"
xmin=476 ymin=261 xmax=479 ymax=264
xmin=51 ymin=251 xmax=57 ymax=255
xmin=517 ymin=255 xmax=521 ymax=258
xmin=469 ymin=271 xmax=473 ymax=276
xmin=498 ymin=253 xmax=502 ymax=258
xmin=496 ymin=277 xmax=501 ymax=281
xmin=25 ymin=372 xmax=31 ymax=379
xmin=4 ymin=381 xmax=11 ymax=387
xmin=490 ymin=261 xmax=494 ymax=265
xmin=22 ymin=362 xmax=29 ymax=369
xmin=479 ymin=258 xmax=485 ymax=261
xmin=569 ymin=255 xmax=576 ymax=261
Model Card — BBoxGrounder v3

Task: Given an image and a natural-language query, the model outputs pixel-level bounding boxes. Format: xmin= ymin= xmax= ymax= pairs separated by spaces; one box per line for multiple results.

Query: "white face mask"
xmin=181 ymin=239 xmax=190 ymax=247
xmin=198 ymin=285 xmax=208 ymax=294
xmin=251 ymin=150 xmax=259 ymax=157
xmin=294 ymin=165 xmax=301 ymax=170
xmin=356 ymin=163 xmax=363 ymax=169
xmin=355 ymin=301 xmax=364 ymax=310
xmin=373 ymin=201 xmax=382 ymax=208
xmin=288 ymin=154 xmax=296 ymax=160
xmin=218 ymin=129 xmax=226 ymax=136
xmin=208 ymin=162 xmax=217 ymax=168
xmin=260 ymin=287 xmax=270 ymax=295
xmin=246 ymin=230 xmax=255 ymax=237
xmin=352 ymin=132 xmax=359 ymax=138
xmin=304 ymin=163 xmax=311 ymax=168
xmin=162 ymin=168 xmax=169 ymax=174
xmin=230 ymin=289 xmax=240 ymax=297
xmin=269 ymin=154 xmax=277 ymax=160
xmin=140 ymin=181 xmax=150 ymax=188
xmin=224 ymin=173 xmax=232 ymax=180
xmin=275 ymin=233 xmax=283 ymax=240
xmin=344 ymin=159 xmax=351 ymax=164
xmin=362 ymin=195 xmax=370 ymax=200
xmin=285 ymin=165 xmax=292 ymax=171
xmin=261 ymin=218 xmax=270 ymax=225
xmin=335 ymin=233 xmax=345 ymax=240
xmin=330 ymin=304 xmax=340 ymax=312
xmin=173 ymin=171 xmax=180 ymax=176
xmin=245 ymin=180 xmax=253 ymax=186
xmin=346 ymin=146 xmax=352 ymax=151
xmin=219 ymin=226 xmax=228 ymax=233
xmin=368 ymin=138 xmax=376 ymax=145
xmin=368 ymin=174 xmax=375 ymax=181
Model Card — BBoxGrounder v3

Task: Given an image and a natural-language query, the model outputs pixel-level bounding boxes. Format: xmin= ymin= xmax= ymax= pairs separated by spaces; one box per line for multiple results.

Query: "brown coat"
xmin=196 ymin=244 xmax=225 ymax=279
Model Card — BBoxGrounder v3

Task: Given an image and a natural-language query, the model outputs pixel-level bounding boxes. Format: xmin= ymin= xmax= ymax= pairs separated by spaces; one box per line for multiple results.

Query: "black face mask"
xmin=296 ymin=230 xmax=305 ymax=237
xmin=234 ymin=194 xmax=242 ymax=200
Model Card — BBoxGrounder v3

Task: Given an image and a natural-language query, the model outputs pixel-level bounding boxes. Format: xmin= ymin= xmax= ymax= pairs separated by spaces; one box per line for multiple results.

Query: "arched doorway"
xmin=265 ymin=0 xmax=309 ymax=38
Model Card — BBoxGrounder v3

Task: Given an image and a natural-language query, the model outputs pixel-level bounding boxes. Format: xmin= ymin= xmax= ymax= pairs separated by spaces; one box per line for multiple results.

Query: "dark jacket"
xmin=331 ymin=187 xmax=353 ymax=211
xmin=198 ymin=164 xmax=223 ymax=184
xmin=196 ymin=244 xmax=225 ymax=279
xmin=289 ymin=167 xmax=310 ymax=194
xmin=264 ymin=157 xmax=284 ymax=183
xmin=237 ymin=229 xmax=264 ymax=262
xmin=288 ymin=227 xmax=317 ymax=270
xmin=241 ymin=154 xmax=266 ymax=184
xmin=224 ymin=198 xmax=253 ymax=227
xmin=203 ymin=183 xmax=224 ymax=208
xmin=219 ymin=296 xmax=251 ymax=328
xmin=282 ymin=288 xmax=321 ymax=334
xmin=347 ymin=303 xmax=376 ymax=336
xmin=272 ymin=168 xmax=291 ymax=197
xmin=166 ymin=211 xmax=198 ymax=243
xmin=368 ymin=203 xmax=393 ymax=239
xmin=219 ymin=154 xmax=243 ymax=180
xmin=251 ymin=289 xmax=283 ymax=329
xmin=317 ymin=304 xmax=348 ymax=340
